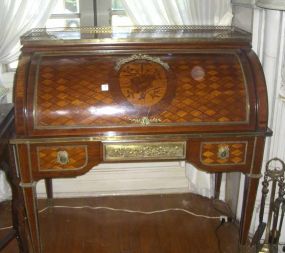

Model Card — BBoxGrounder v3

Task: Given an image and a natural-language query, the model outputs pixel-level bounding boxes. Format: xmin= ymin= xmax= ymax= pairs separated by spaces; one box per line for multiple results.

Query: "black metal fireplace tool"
xmin=251 ymin=157 xmax=285 ymax=252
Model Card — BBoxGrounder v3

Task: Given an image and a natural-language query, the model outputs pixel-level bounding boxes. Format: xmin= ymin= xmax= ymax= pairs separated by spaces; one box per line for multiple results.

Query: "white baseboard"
xmin=36 ymin=161 xmax=190 ymax=198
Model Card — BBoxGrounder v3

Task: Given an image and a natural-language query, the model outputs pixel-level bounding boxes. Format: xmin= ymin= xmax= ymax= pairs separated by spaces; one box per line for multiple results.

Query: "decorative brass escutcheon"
xmin=57 ymin=150 xmax=69 ymax=165
xmin=217 ymin=145 xmax=230 ymax=160
xmin=115 ymin=54 xmax=170 ymax=72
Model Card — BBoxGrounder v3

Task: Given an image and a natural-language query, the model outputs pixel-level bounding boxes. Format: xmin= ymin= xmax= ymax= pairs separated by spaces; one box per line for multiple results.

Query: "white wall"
xmin=36 ymin=161 xmax=190 ymax=197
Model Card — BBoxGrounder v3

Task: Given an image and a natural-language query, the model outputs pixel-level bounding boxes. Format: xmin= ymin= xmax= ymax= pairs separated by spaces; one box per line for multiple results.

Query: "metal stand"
xmin=251 ymin=158 xmax=285 ymax=253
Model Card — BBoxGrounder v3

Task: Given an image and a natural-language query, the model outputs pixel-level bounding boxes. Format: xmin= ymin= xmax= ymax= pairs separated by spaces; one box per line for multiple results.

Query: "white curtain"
xmin=121 ymin=0 xmax=233 ymax=26
xmin=0 ymin=0 xmax=57 ymax=85
xmin=0 ymin=0 xmax=56 ymax=202
xmin=279 ymin=51 xmax=285 ymax=101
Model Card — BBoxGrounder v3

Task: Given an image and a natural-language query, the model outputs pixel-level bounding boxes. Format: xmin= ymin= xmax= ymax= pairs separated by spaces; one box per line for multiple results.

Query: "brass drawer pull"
xmin=57 ymin=150 xmax=69 ymax=165
xmin=217 ymin=145 xmax=230 ymax=160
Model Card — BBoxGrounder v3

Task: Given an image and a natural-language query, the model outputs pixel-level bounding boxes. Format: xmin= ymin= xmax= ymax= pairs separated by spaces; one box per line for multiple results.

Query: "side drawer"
xmin=187 ymin=137 xmax=256 ymax=173
xmin=30 ymin=142 xmax=103 ymax=179
xmin=200 ymin=141 xmax=248 ymax=166
xmin=37 ymin=145 xmax=88 ymax=171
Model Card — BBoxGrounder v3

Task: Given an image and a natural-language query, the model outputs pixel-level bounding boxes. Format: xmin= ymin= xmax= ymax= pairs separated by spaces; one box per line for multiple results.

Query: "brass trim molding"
xmin=10 ymin=131 xmax=270 ymax=145
xmin=246 ymin=173 xmax=263 ymax=179
xmin=21 ymin=26 xmax=251 ymax=44
xmin=128 ymin=116 xmax=162 ymax=126
xmin=249 ymin=137 xmax=258 ymax=174
xmin=20 ymin=182 xmax=37 ymax=188
xmin=115 ymin=54 xmax=169 ymax=71
xmin=103 ymin=141 xmax=186 ymax=161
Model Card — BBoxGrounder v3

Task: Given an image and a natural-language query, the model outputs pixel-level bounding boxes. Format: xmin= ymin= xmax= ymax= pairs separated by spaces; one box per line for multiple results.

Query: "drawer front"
xmin=200 ymin=141 xmax=248 ymax=166
xmin=103 ymin=141 xmax=186 ymax=162
xmin=29 ymin=142 xmax=102 ymax=179
xmin=187 ymin=137 xmax=255 ymax=173
xmin=37 ymin=145 xmax=88 ymax=171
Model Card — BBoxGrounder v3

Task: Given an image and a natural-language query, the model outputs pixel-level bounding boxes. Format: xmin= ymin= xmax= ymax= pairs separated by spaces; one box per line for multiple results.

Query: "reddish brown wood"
xmin=11 ymin=26 xmax=270 ymax=253
xmin=246 ymin=50 xmax=268 ymax=131
xmin=29 ymin=142 xmax=102 ymax=180
xmin=186 ymin=137 xmax=256 ymax=173
xmin=44 ymin=179 xmax=53 ymax=201
xmin=0 ymin=229 xmax=16 ymax=251
xmin=1 ymin=194 xmax=243 ymax=253
xmin=13 ymin=55 xmax=30 ymax=137
xmin=239 ymin=136 xmax=266 ymax=245
xmin=21 ymin=187 xmax=41 ymax=253
xmin=22 ymin=49 xmax=260 ymax=137
xmin=31 ymin=53 xmax=247 ymax=131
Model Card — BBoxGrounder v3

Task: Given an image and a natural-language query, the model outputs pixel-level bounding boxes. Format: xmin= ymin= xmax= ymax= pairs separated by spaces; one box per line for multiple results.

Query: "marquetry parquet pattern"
xmin=201 ymin=142 xmax=247 ymax=165
xmin=35 ymin=53 xmax=247 ymax=128
xmin=37 ymin=145 xmax=87 ymax=171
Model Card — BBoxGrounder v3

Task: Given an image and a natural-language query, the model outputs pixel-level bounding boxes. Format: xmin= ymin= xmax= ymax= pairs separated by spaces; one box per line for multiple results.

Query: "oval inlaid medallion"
xmin=118 ymin=62 xmax=168 ymax=107
xmin=109 ymin=57 xmax=176 ymax=119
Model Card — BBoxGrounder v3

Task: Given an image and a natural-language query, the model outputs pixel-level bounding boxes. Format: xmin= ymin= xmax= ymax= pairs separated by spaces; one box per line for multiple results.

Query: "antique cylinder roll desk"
xmin=11 ymin=26 xmax=270 ymax=253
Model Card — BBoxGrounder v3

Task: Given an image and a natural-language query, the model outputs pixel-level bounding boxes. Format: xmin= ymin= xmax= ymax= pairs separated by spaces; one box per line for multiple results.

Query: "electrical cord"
xmin=42 ymin=205 xmax=223 ymax=219
xmin=211 ymin=198 xmax=236 ymax=253
xmin=0 ymin=204 xmax=236 ymax=252
xmin=2 ymin=204 xmax=283 ymax=252
xmin=0 ymin=205 xmax=227 ymax=230
xmin=0 ymin=225 xmax=12 ymax=231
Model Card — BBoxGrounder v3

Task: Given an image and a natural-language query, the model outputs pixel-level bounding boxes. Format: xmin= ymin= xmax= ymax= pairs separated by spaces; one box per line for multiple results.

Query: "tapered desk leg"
xmin=21 ymin=183 xmax=42 ymax=253
xmin=239 ymin=176 xmax=259 ymax=246
xmin=44 ymin=178 xmax=53 ymax=204
xmin=15 ymin=144 xmax=42 ymax=253
xmin=239 ymin=136 xmax=265 ymax=248
xmin=214 ymin=173 xmax=222 ymax=199
xmin=13 ymin=195 xmax=30 ymax=253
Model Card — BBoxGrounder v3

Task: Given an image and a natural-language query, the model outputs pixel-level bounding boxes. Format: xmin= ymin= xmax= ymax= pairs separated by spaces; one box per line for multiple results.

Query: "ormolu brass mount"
xmin=251 ymin=158 xmax=285 ymax=253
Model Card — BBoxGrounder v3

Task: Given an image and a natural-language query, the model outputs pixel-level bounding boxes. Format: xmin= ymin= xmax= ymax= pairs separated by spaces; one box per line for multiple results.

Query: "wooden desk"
xmin=12 ymin=26 xmax=271 ymax=253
